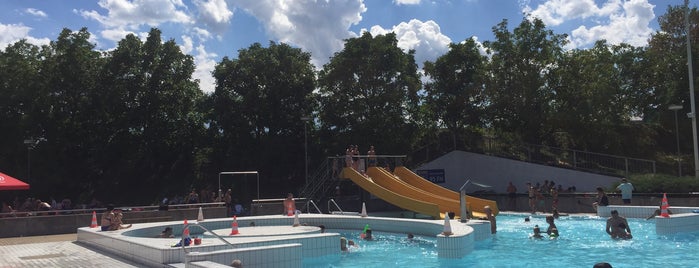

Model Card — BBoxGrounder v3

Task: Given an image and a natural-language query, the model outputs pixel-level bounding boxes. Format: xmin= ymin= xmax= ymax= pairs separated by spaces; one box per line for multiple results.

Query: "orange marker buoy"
xmin=90 ymin=211 xmax=98 ymax=228
xmin=661 ymin=193 xmax=670 ymax=217
xmin=230 ymin=215 xmax=240 ymax=235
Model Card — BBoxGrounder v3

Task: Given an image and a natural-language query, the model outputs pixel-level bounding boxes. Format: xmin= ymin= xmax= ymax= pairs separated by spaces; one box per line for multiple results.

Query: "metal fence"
xmin=482 ymin=137 xmax=656 ymax=177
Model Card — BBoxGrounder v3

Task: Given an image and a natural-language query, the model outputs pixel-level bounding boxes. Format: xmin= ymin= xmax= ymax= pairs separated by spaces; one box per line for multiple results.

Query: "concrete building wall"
xmin=415 ymin=151 xmax=622 ymax=194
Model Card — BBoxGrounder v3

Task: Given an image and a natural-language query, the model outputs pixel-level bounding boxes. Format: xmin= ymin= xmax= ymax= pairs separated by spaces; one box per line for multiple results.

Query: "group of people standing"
xmin=525 ymin=180 xmax=561 ymax=214
xmin=344 ymin=145 xmax=377 ymax=173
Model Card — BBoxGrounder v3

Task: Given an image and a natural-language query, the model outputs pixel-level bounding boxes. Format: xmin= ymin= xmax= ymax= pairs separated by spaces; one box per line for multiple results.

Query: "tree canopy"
xmin=0 ymin=5 xmax=698 ymax=204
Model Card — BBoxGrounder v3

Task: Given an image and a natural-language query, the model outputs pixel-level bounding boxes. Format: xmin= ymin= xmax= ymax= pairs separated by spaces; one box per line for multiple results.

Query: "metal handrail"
xmin=327 ymin=198 xmax=343 ymax=214
xmin=181 ymin=221 xmax=236 ymax=264
xmin=306 ymin=200 xmax=323 ymax=214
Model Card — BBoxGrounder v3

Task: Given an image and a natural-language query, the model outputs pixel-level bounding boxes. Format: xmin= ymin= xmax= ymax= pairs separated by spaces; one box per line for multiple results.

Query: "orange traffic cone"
xmin=661 ymin=193 xmax=670 ymax=217
xmin=183 ymin=219 xmax=190 ymax=238
xmin=90 ymin=211 xmax=98 ymax=228
xmin=230 ymin=215 xmax=240 ymax=235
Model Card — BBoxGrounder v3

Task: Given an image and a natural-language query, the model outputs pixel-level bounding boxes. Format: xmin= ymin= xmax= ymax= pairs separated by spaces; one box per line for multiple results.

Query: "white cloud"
xmin=25 ymin=8 xmax=48 ymax=18
xmin=569 ymin=0 xmax=654 ymax=47
xmin=180 ymin=35 xmax=194 ymax=54
xmin=191 ymin=27 xmax=212 ymax=41
xmin=232 ymin=0 xmax=367 ymax=68
xmin=191 ymin=44 xmax=218 ymax=94
xmin=78 ymin=0 xmax=192 ymax=30
xmin=0 ymin=23 xmax=51 ymax=51
xmin=101 ymin=28 xmax=135 ymax=42
xmin=524 ymin=0 xmax=621 ymax=26
xmin=367 ymin=19 xmax=451 ymax=67
xmin=393 ymin=0 xmax=421 ymax=5
xmin=524 ymin=0 xmax=655 ymax=48
xmin=193 ymin=0 xmax=234 ymax=34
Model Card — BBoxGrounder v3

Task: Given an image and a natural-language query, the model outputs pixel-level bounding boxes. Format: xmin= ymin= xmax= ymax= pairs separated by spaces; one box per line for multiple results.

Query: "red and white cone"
xmin=197 ymin=207 xmax=204 ymax=222
xmin=661 ymin=193 xmax=670 ymax=217
xmin=230 ymin=215 xmax=240 ymax=235
xmin=442 ymin=212 xmax=453 ymax=236
xmin=90 ymin=211 xmax=98 ymax=228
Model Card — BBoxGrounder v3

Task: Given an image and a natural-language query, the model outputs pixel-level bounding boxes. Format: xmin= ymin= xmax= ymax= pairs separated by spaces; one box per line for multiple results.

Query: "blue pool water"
xmin=307 ymin=214 xmax=699 ymax=268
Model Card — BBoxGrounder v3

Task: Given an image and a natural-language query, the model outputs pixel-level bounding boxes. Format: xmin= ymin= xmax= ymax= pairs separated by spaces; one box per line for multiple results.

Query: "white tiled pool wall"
xmin=185 ymin=243 xmax=303 ymax=268
xmin=655 ymin=213 xmax=699 ymax=235
xmin=597 ymin=205 xmax=699 ymax=235
xmin=77 ymin=214 xmax=479 ymax=266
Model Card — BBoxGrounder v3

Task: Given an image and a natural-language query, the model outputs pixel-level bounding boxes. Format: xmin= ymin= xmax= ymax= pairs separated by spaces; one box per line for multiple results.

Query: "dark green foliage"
xmin=629 ymin=174 xmax=699 ymax=193
xmin=1 ymin=4 xmax=699 ymax=204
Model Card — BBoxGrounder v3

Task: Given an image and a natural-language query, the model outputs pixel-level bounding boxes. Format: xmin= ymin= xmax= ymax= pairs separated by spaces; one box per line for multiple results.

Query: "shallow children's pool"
xmin=307 ymin=214 xmax=699 ymax=268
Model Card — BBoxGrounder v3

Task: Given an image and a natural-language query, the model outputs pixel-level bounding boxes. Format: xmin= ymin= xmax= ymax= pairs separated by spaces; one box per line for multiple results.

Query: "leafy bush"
xmin=627 ymin=173 xmax=699 ymax=193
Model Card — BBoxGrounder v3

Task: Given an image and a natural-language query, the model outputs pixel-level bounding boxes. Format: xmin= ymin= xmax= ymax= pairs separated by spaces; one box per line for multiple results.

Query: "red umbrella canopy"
xmin=0 ymin=172 xmax=30 ymax=190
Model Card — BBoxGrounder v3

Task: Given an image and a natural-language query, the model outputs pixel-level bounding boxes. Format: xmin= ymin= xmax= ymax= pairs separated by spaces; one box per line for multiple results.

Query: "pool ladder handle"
xmin=306 ymin=200 xmax=323 ymax=214
xmin=328 ymin=198 xmax=344 ymax=214
xmin=181 ymin=221 xmax=237 ymax=265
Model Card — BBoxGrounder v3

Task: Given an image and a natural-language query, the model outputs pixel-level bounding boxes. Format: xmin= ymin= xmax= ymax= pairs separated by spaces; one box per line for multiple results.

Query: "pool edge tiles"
xmin=76 ymin=214 xmax=478 ymax=266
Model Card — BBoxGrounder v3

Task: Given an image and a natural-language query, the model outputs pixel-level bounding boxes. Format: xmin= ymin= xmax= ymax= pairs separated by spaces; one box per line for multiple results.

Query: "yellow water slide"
xmin=366 ymin=167 xmax=462 ymax=216
xmin=393 ymin=166 xmax=499 ymax=216
xmin=340 ymin=167 xmax=441 ymax=218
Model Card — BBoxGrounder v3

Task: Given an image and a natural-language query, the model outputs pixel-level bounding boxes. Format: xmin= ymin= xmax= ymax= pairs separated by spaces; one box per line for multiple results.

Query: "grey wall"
xmin=415 ymin=151 xmax=622 ymax=194
xmin=0 ymin=207 xmax=226 ymax=238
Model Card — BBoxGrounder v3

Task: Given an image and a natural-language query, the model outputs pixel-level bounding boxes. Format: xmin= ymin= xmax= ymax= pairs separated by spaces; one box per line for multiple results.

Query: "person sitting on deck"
xmin=283 ymin=193 xmax=296 ymax=216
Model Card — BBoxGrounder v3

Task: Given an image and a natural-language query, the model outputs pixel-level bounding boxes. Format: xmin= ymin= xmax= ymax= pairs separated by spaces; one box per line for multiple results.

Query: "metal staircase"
xmin=297 ymin=158 xmax=337 ymax=203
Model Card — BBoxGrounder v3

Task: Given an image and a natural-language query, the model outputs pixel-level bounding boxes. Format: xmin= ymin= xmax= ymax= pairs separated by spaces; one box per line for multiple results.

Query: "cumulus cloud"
xmin=232 ymin=0 xmax=367 ymax=68
xmin=568 ymin=0 xmax=654 ymax=47
xmin=524 ymin=0 xmax=655 ymax=48
xmin=0 ymin=23 xmax=51 ymax=50
xmin=524 ymin=0 xmax=620 ymax=26
xmin=366 ymin=19 xmax=451 ymax=67
xmin=78 ymin=0 xmax=192 ymax=30
xmin=25 ymin=8 xmax=48 ymax=18
xmin=193 ymin=0 xmax=234 ymax=34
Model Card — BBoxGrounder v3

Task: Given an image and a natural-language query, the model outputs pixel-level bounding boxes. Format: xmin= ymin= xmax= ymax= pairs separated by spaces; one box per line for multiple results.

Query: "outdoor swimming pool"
xmin=307 ymin=214 xmax=699 ymax=267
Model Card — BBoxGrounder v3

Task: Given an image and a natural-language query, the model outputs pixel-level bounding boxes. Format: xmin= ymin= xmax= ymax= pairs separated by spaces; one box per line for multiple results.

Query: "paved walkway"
xmin=0 ymin=234 xmax=142 ymax=267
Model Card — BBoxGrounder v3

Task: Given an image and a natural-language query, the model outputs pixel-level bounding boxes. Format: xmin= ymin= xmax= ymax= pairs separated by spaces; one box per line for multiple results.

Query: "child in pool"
xmin=530 ymin=225 xmax=544 ymax=239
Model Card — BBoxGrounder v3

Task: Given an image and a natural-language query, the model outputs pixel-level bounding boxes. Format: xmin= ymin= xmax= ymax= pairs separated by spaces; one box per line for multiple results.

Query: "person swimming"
xmin=531 ymin=225 xmax=544 ymax=239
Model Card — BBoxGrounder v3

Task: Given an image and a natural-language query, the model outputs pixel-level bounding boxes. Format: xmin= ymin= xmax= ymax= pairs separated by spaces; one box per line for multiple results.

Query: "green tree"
xmin=96 ymin=29 xmax=207 ymax=200
xmin=317 ymin=32 xmax=421 ymax=155
xmin=423 ymin=39 xmax=487 ymax=150
xmin=547 ymin=41 xmax=654 ymax=154
xmin=483 ymin=18 xmax=568 ymax=144
xmin=211 ymin=42 xmax=316 ymax=193
xmin=0 ymin=41 xmax=45 ymax=179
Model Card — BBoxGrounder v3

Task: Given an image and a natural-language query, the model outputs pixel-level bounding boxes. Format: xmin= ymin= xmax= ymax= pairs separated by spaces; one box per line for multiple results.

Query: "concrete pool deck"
xmin=0 ymin=233 xmax=142 ymax=267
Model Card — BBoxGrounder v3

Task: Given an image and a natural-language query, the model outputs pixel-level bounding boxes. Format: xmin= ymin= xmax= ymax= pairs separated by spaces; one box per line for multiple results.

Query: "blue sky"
xmin=0 ymin=0 xmax=680 ymax=93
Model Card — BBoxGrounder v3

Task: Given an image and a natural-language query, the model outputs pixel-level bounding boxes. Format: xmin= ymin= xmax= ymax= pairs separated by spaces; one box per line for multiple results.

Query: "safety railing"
xmin=327 ymin=199 xmax=343 ymax=214
xmin=306 ymin=200 xmax=323 ymax=214
xmin=181 ymin=221 xmax=236 ymax=265
xmin=0 ymin=202 xmax=225 ymax=218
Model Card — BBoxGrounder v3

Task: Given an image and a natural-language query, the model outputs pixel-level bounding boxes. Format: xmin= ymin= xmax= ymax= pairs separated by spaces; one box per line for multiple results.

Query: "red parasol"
xmin=0 ymin=172 xmax=30 ymax=190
